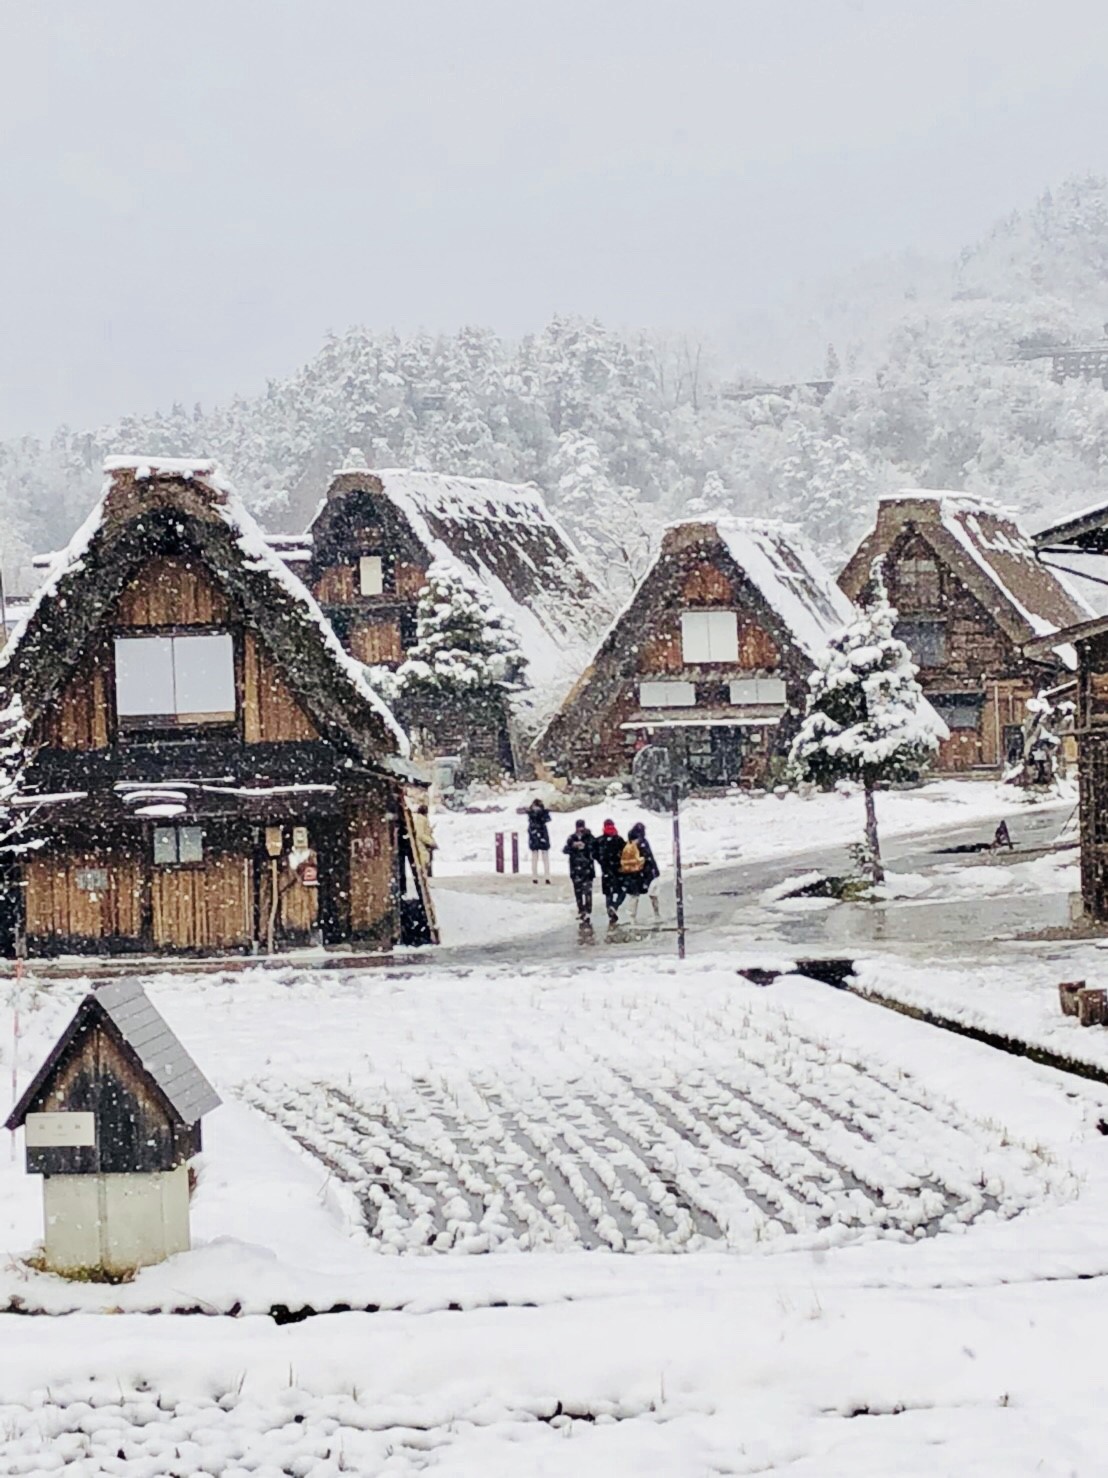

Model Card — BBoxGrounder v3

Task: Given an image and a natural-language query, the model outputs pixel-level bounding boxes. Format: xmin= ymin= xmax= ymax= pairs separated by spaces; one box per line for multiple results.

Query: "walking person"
xmin=563 ymin=819 xmax=597 ymax=923
xmin=621 ymin=820 xmax=661 ymax=925
xmin=523 ymin=797 xmax=552 ymax=883
xmin=594 ymin=818 xmax=628 ymax=923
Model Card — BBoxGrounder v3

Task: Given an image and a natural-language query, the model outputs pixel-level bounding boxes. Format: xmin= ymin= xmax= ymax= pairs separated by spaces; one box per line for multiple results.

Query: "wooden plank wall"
xmin=115 ymin=558 xmax=230 ymax=627
xmin=348 ymin=807 xmax=396 ymax=938
xmin=349 ymin=620 xmax=404 ymax=665
xmin=37 ymin=638 xmax=112 ymax=750
xmin=151 ymin=853 xmax=251 ymax=951
xmin=242 ymin=634 xmax=318 ymax=743
xmin=25 ymin=849 xmax=143 ymax=942
xmin=315 ymin=564 xmax=358 ymax=605
xmin=257 ymin=858 xmax=319 ymax=938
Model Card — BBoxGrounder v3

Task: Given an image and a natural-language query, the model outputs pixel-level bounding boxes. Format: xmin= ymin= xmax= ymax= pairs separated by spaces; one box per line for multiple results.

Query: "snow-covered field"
xmin=3 ymin=954 xmax=1108 ymax=1471
xmin=432 ymin=777 xmax=1074 ymax=879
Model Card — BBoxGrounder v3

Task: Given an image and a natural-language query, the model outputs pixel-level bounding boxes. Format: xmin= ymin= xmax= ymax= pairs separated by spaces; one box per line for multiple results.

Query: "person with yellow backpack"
xmin=620 ymin=821 xmax=661 ymax=924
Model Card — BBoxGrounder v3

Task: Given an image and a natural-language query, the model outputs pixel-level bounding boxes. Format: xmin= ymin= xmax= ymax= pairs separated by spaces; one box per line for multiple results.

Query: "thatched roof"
xmin=1 ymin=458 xmax=415 ymax=775
xmin=535 ymin=518 xmax=854 ymax=766
xmin=310 ymin=464 xmax=605 ymax=706
xmin=840 ymin=492 xmax=1094 ymax=669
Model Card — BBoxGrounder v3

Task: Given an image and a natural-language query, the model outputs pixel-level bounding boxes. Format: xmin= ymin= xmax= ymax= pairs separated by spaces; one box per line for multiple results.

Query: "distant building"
xmin=302 ymin=462 xmax=604 ymax=775
xmin=534 ymin=519 xmax=856 ymax=789
xmin=0 ymin=458 xmax=435 ymax=958
xmin=840 ymin=493 xmax=1091 ymax=772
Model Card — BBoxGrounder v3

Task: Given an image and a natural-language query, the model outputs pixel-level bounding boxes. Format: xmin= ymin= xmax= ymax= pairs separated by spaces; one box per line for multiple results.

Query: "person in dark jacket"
xmin=562 ymin=820 xmax=597 ymax=921
xmin=524 ymin=798 xmax=552 ymax=884
xmin=621 ymin=820 xmax=661 ymax=924
xmin=594 ymin=818 xmax=628 ymax=923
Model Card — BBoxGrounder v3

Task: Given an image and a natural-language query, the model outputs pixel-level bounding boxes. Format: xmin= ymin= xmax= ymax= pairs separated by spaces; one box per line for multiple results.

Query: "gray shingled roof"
xmin=6 ymin=979 xmax=220 ymax=1130
xmin=93 ymin=980 xmax=221 ymax=1125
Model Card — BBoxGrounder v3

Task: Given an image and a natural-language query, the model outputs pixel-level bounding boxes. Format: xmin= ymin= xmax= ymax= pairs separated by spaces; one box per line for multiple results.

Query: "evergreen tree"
xmin=789 ymin=566 xmax=943 ymax=883
xmin=396 ymin=561 xmax=526 ymax=707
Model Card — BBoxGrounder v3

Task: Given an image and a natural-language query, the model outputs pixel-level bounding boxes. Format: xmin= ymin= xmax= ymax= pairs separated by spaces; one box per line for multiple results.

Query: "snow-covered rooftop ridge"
xmin=102 ymin=455 xmax=234 ymax=490
xmin=710 ymin=517 xmax=857 ymax=660
xmin=325 ymin=468 xmax=556 ymax=524
xmin=878 ymin=488 xmax=1016 ymax=517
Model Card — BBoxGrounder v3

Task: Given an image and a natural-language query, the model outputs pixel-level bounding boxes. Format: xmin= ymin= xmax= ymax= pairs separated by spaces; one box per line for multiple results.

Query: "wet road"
xmin=433 ymin=802 xmax=1075 ymax=967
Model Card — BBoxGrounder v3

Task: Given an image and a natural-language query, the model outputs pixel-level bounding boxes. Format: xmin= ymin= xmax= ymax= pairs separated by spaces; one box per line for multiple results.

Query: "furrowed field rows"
xmin=247 ymin=999 xmax=1073 ymax=1255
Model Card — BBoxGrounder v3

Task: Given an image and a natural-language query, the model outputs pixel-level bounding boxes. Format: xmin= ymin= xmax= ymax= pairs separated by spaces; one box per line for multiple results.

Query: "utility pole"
xmin=671 ymin=784 xmax=686 ymax=960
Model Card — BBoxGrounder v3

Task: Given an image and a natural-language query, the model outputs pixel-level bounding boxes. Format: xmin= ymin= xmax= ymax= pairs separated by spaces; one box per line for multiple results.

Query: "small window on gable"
xmin=153 ymin=825 xmax=204 ymax=866
xmin=639 ymin=681 xmax=697 ymax=708
xmin=115 ymin=632 xmax=235 ymax=728
xmin=681 ymin=611 xmax=739 ymax=664
xmin=359 ymin=555 xmax=384 ymax=596
xmin=895 ymin=619 xmax=948 ymax=667
xmin=897 ymin=553 xmax=941 ymax=607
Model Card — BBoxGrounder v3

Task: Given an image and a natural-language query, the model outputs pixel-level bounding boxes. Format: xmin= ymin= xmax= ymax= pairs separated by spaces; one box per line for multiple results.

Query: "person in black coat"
xmin=594 ymin=818 xmax=628 ymax=923
xmin=622 ymin=820 xmax=661 ymax=924
xmin=562 ymin=820 xmax=597 ymax=921
xmin=524 ymin=797 xmax=552 ymax=884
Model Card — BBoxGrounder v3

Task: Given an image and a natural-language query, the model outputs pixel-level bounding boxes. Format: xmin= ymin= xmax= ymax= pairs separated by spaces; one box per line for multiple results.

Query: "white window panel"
xmin=359 ymin=555 xmax=384 ymax=596
xmin=681 ymin=610 xmax=738 ymax=663
xmin=153 ymin=826 xmax=178 ymax=865
xmin=730 ymin=676 xmax=787 ymax=706
xmin=172 ymin=634 xmax=235 ymax=717
xmin=639 ymin=680 xmax=696 ymax=708
xmin=178 ymin=826 xmax=205 ymax=863
xmin=115 ymin=635 xmax=175 ymax=716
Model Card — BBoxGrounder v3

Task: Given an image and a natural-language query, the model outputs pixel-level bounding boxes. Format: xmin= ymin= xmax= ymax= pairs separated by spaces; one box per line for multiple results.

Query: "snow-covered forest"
xmin=7 ymin=175 xmax=1108 ymax=588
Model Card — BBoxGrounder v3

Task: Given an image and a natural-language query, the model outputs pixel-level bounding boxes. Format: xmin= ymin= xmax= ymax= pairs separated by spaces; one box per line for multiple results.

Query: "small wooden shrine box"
xmin=5 ymin=980 xmax=220 ymax=1276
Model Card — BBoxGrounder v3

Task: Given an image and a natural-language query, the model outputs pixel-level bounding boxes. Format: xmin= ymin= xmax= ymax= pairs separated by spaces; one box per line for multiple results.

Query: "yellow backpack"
xmin=620 ymin=840 xmax=645 ymax=874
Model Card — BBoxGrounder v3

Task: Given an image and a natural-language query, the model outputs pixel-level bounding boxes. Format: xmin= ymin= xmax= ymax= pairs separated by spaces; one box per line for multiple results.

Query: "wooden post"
xmin=672 ymin=785 xmax=685 ymax=960
xmin=1078 ymin=987 xmax=1107 ymax=1027
xmin=9 ymin=957 xmax=21 ymax=1163
xmin=1059 ymin=980 xmax=1085 ymax=1017
xmin=511 ymin=832 xmax=520 ymax=874
xmin=495 ymin=832 xmax=504 ymax=873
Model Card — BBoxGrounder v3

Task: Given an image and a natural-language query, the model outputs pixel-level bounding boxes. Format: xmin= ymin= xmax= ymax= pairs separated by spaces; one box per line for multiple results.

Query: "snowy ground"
xmin=2 ymin=781 xmax=1106 ymax=1475
xmin=4 ymin=951 xmax=1108 ymax=1472
xmin=432 ymin=776 xmax=1075 ymax=879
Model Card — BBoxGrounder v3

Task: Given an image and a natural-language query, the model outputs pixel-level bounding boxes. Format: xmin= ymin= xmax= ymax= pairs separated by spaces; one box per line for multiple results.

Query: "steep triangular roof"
xmin=840 ymin=493 xmax=1094 ymax=668
xmin=535 ymin=518 xmax=853 ymax=762
xmin=6 ymin=979 xmax=220 ymax=1131
xmin=310 ymin=463 xmax=605 ymax=707
xmin=0 ymin=458 xmax=415 ymax=774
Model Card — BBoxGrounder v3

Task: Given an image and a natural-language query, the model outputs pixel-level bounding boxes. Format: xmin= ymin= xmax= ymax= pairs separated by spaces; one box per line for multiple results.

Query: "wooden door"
xmin=151 ymin=853 xmax=251 ymax=951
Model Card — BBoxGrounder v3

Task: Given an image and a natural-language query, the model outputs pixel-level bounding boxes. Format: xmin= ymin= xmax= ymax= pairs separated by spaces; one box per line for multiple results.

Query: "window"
xmin=153 ymin=825 xmax=204 ymax=866
xmin=729 ymin=676 xmax=788 ymax=706
xmin=896 ymin=554 xmax=941 ymax=607
xmin=359 ymin=555 xmax=384 ymax=596
xmin=639 ymin=680 xmax=697 ymax=708
xmin=894 ymin=619 xmax=948 ymax=668
xmin=115 ymin=633 xmax=235 ymax=727
xmin=930 ymin=692 xmax=982 ymax=730
xmin=680 ymin=610 xmax=739 ymax=664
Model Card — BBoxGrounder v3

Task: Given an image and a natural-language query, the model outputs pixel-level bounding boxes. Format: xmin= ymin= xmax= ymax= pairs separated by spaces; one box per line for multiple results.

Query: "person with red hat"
xmin=594 ymin=817 xmax=628 ymax=924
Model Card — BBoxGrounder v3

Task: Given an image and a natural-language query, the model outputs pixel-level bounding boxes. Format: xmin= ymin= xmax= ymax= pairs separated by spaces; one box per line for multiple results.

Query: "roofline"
xmin=1032 ymin=504 xmax=1108 ymax=549
xmin=5 ymin=995 xmax=200 ymax=1132
xmin=1026 ymin=612 xmax=1108 ymax=657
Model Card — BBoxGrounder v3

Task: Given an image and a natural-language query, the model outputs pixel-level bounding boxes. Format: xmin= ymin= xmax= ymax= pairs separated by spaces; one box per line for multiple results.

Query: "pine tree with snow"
xmin=396 ymin=561 xmax=527 ymax=709
xmin=789 ymin=565 xmax=943 ymax=883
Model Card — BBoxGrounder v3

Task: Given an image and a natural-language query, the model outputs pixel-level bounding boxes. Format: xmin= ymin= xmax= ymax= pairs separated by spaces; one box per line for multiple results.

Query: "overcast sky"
xmin=3 ymin=0 xmax=1108 ymax=436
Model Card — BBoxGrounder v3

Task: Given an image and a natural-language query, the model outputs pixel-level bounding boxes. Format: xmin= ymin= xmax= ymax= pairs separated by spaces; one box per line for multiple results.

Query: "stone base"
xmin=42 ymin=1166 xmax=191 ymax=1277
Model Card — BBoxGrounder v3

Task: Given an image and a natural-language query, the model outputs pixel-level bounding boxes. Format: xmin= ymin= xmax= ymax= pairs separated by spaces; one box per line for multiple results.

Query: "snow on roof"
xmin=315 ymin=466 xmax=605 ymax=717
xmin=1 ymin=459 xmax=412 ymax=759
xmin=858 ymin=491 xmax=1094 ymax=670
xmin=713 ymin=518 xmax=857 ymax=660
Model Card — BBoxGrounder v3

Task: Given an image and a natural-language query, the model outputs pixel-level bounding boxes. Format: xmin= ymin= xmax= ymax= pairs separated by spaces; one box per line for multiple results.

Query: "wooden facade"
xmin=0 ymin=460 xmax=435 ymax=958
xmin=535 ymin=521 xmax=856 ymax=789
xmin=840 ymin=495 xmax=1089 ymax=773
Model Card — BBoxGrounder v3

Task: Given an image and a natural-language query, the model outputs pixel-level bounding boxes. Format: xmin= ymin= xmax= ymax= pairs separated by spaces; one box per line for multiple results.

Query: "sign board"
xmin=298 ymin=861 xmax=319 ymax=887
xmin=292 ymin=826 xmax=309 ymax=852
xmin=75 ymin=868 xmax=108 ymax=893
xmin=265 ymin=826 xmax=283 ymax=857
xmin=24 ymin=1111 xmax=96 ymax=1149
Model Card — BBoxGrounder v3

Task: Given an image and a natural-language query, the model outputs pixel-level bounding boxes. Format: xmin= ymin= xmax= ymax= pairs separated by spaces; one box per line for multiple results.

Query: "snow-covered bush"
xmin=1006 ymin=689 xmax=1075 ymax=788
xmin=789 ymin=565 xmax=944 ymax=882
